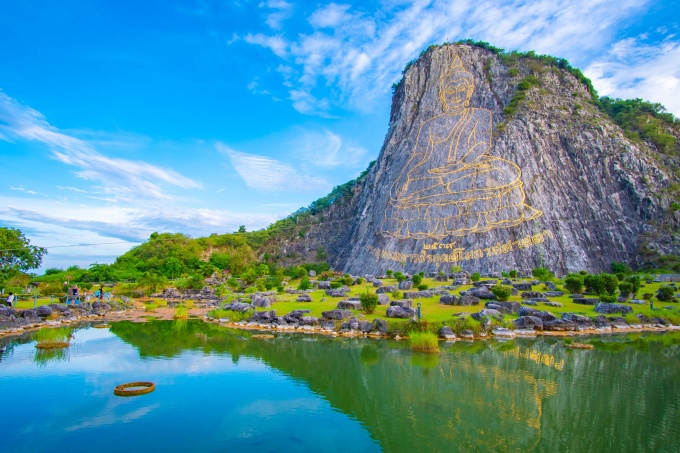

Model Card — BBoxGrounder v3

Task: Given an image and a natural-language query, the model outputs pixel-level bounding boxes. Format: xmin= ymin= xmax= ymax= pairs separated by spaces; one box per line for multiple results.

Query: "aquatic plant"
xmin=174 ymin=306 xmax=189 ymax=319
xmin=144 ymin=303 xmax=158 ymax=312
xmin=33 ymin=327 xmax=71 ymax=349
xmin=184 ymin=299 xmax=194 ymax=309
xmin=33 ymin=346 xmax=70 ymax=367
xmin=208 ymin=309 xmax=230 ymax=319
xmin=409 ymin=332 xmax=439 ymax=352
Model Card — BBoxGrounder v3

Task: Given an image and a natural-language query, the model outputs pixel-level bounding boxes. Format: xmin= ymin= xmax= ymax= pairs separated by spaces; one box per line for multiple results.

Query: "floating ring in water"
xmin=114 ymin=381 xmax=155 ymax=397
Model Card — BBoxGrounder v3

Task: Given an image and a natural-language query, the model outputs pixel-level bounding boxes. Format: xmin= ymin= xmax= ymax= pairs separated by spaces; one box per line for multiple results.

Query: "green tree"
xmin=0 ymin=227 xmax=47 ymax=281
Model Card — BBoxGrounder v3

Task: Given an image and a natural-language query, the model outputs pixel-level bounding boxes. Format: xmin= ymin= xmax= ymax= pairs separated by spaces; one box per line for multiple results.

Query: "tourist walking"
xmin=5 ymin=292 xmax=14 ymax=307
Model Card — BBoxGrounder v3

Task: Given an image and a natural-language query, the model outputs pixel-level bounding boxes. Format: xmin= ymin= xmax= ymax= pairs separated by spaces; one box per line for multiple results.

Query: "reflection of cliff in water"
xmin=110 ymin=321 xmax=680 ymax=452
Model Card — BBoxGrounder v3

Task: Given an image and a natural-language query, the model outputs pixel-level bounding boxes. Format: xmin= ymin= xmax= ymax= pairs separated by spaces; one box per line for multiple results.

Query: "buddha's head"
xmin=439 ymin=56 xmax=474 ymax=113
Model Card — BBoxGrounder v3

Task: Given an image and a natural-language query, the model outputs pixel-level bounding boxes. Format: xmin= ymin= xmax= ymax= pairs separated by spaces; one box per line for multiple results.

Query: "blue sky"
xmin=1 ymin=0 xmax=679 ymax=272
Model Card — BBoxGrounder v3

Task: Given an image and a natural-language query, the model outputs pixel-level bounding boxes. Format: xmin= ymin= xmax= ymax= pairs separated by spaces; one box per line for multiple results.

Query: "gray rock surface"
xmin=594 ymin=303 xmax=634 ymax=315
xmin=386 ymin=305 xmax=417 ymax=319
xmin=337 ymin=300 xmax=362 ymax=310
xmin=322 ymin=309 xmax=353 ymax=320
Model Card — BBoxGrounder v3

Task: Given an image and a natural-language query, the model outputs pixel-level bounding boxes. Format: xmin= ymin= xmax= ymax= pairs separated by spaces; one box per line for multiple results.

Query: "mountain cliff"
xmin=289 ymin=42 xmax=679 ymax=275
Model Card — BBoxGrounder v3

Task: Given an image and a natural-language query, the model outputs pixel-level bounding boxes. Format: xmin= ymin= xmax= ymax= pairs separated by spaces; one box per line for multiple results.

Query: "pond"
xmin=1 ymin=321 xmax=679 ymax=452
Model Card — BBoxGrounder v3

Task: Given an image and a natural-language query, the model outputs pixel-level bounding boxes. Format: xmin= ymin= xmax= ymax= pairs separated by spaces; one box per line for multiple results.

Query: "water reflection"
xmin=106 ymin=321 xmax=680 ymax=452
xmin=33 ymin=347 xmax=71 ymax=367
xmin=1 ymin=322 xmax=678 ymax=452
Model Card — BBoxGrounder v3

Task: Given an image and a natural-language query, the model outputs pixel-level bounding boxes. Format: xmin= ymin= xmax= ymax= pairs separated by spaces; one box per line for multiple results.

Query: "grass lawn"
xmin=236 ymin=276 xmax=679 ymax=325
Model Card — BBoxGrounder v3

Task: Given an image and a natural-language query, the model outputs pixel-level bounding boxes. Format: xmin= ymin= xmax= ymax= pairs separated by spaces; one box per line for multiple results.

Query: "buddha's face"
xmin=440 ymin=78 xmax=473 ymax=112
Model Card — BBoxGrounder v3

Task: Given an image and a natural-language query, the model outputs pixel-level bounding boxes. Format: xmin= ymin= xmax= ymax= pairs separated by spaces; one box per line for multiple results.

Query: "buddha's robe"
xmin=382 ymin=107 xmax=540 ymax=239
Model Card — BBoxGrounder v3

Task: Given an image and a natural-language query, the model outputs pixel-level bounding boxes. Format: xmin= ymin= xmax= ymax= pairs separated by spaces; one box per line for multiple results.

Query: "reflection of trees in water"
xmin=109 ymin=321 xmax=680 ymax=453
xmin=33 ymin=347 xmax=70 ymax=367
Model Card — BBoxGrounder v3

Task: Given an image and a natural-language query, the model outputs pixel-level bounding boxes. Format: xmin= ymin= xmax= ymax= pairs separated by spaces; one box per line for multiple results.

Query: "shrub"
xmin=449 ymin=316 xmax=482 ymax=334
xmin=584 ymin=274 xmax=605 ymax=295
xmin=144 ymin=303 xmax=158 ymax=312
xmin=417 ymin=284 xmax=429 ymax=291
xmin=39 ymin=281 xmax=65 ymax=297
xmin=339 ymin=276 xmax=354 ymax=286
xmin=394 ymin=272 xmax=406 ymax=283
xmin=564 ymin=275 xmax=584 ymax=294
xmin=244 ymin=286 xmax=256 ymax=294
xmin=490 ymin=285 xmax=512 ymax=302
xmin=226 ymin=277 xmax=241 ymax=290
xmin=216 ymin=284 xmax=230 ymax=297
xmin=599 ymin=295 xmax=617 ymax=303
xmin=618 ymin=282 xmax=633 ymax=298
xmin=450 ymin=265 xmax=462 ymax=273
xmin=360 ymin=293 xmax=379 ymax=314
xmin=624 ymin=313 xmax=639 ymax=325
xmin=509 ymin=270 xmax=518 ymax=279
xmin=642 ymin=293 xmax=653 ymax=300
xmin=227 ymin=310 xmax=252 ymax=322
xmin=611 ymin=262 xmax=630 ymax=274
xmin=579 ymin=270 xmax=588 ymax=276
xmin=329 ymin=281 xmax=342 ymax=289
xmin=657 ymin=286 xmax=676 ymax=302
xmin=184 ymin=299 xmax=194 ymax=309
xmin=391 ymin=289 xmax=401 ymax=299
xmin=356 ymin=277 xmax=365 ymax=285
xmin=409 ymin=332 xmax=439 ymax=352
xmin=276 ymin=285 xmax=284 ymax=293
xmin=470 ymin=272 xmax=481 ymax=282
xmin=386 ymin=269 xmax=393 ymax=278
xmin=601 ymin=273 xmax=619 ymax=295
xmin=412 ymin=274 xmax=423 ymax=286
xmin=626 ymin=275 xmax=641 ymax=295
xmin=208 ymin=309 xmax=230 ymax=319
xmin=657 ymin=308 xmax=680 ymax=325
xmin=298 ymin=277 xmax=312 ymax=290
xmin=532 ymin=267 xmax=554 ymax=282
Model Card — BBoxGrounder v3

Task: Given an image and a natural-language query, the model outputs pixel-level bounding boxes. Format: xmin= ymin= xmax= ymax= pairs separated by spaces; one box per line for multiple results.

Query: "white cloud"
xmin=0 ymin=91 xmax=202 ymax=202
xmin=217 ymin=142 xmax=330 ymax=192
xmin=586 ymin=36 xmax=680 ymax=116
xmin=297 ymin=128 xmax=366 ymax=168
xmin=242 ymin=0 xmax=656 ymax=115
xmin=9 ymin=186 xmax=39 ymax=195
xmin=243 ymin=33 xmax=288 ymax=57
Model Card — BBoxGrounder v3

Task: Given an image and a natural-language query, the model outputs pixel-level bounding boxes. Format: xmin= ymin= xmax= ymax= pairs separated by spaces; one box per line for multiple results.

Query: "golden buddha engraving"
xmin=381 ymin=56 xmax=542 ymax=239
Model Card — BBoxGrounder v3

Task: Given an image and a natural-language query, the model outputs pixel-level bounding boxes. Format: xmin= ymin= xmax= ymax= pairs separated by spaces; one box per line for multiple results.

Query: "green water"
xmin=1 ymin=321 xmax=679 ymax=452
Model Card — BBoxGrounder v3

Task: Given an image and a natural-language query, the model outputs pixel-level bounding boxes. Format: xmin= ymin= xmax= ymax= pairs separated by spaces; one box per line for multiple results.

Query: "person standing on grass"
xmin=5 ymin=292 xmax=14 ymax=307
xmin=99 ymin=285 xmax=104 ymax=301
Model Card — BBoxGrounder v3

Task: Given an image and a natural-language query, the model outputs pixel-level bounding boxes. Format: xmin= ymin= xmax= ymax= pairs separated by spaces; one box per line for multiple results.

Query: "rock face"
xmin=279 ymin=43 xmax=679 ymax=274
